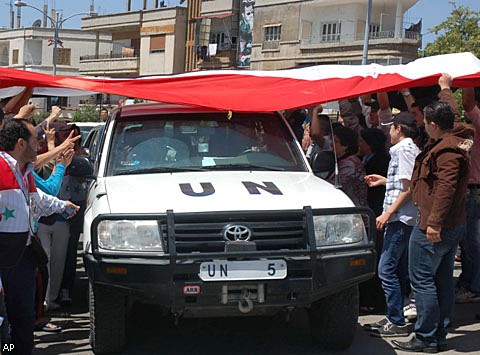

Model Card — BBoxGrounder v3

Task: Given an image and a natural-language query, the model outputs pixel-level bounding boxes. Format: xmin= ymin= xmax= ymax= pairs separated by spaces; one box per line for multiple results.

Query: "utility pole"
xmin=15 ymin=1 xmax=92 ymax=75
xmin=362 ymin=0 xmax=373 ymax=65
xmin=8 ymin=0 xmax=15 ymax=28
xmin=43 ymin=0 xmax=47 ymax=27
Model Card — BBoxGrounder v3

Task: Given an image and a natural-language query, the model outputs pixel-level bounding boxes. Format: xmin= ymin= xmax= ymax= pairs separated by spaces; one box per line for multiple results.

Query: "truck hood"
xmin=102 ymin=172 xmax=354 ymax=214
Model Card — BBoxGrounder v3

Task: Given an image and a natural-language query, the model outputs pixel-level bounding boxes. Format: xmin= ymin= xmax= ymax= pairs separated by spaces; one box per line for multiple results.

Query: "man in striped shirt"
xmin=364 ymin=112 xmax=420 ymax=337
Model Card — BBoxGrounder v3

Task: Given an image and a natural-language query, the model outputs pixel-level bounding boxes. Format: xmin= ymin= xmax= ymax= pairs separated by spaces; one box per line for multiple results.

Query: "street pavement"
xmin=34 ymin=261 xmax=480 ymax=354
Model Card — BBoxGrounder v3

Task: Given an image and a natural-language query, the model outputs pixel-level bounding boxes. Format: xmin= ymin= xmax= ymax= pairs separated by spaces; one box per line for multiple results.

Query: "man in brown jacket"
xmin=392 ymin=101 xmax=472 ymax=353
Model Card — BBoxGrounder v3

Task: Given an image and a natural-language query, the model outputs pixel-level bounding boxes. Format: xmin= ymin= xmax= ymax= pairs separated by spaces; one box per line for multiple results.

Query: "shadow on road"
xmin=33 ymin=259 xmax=480 ymax=354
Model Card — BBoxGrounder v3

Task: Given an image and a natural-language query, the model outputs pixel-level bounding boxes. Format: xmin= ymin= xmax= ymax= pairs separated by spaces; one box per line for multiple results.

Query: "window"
xmin=264 ymin=25 xmax=281 ymax=42
xmin=263 ymin=25 xmax=281 ymax=50
xmin=321 ymin=22 xmax=341 ymax=42
xmin=369 ymin=24 xmax=380 ymax=38
xmin=12 ymin=49 xmax=19 ymax=64
xmin=56 ymin=48 xmax=71 ymax=66
xmin=210 ymin=32 xmax=232 ymax=50
xmin=210 ymin=32 xmax=224 ymax=45
xmin=150 ymin=35 xmax=166 ymax=53
xmin=106 ymin=112 xmax=305 ymax=177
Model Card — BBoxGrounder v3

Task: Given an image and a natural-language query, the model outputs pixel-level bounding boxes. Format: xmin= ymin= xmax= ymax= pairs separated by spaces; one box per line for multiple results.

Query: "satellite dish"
xmin=32 ymin=19 xmax=42 ymax=27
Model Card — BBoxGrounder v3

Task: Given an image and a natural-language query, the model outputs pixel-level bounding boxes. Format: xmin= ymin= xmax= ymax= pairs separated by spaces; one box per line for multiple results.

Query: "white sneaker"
xmin=403 ymin=304 xmax=417 ymax=320
xmin=59 ymin=289 xmax=72 ymax=306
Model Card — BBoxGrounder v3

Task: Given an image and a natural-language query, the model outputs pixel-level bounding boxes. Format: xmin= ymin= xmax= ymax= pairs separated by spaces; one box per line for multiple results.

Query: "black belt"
xmin=468 ymin=184 xmax=480 ymax=189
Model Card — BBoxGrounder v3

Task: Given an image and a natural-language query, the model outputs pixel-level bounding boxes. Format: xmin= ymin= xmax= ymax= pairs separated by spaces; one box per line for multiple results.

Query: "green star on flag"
xmin=2 ymin=208 xmax=15 ymax=221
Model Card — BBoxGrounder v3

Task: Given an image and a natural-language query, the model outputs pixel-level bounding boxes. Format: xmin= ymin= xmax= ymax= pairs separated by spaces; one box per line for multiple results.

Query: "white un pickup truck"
xmin=81 ymin=103 xmax=376 ymax=354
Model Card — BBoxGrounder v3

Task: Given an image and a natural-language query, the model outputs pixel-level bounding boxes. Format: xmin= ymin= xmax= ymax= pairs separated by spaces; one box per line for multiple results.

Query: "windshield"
xmin=106 ymin=112 xmax=307 ymax=176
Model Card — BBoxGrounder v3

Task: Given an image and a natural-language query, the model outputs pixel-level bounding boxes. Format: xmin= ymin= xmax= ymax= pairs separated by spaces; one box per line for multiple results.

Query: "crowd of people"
xmin=291 ymin=73 xmax=480 ymax=353
xmin=0 ymin=99 xmax=89 ymax=354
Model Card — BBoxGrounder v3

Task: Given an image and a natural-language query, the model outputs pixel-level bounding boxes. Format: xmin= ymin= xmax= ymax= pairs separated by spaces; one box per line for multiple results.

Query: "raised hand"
xmin=57 ymin=148 xmax=75 ymax=167
xmin=364 ymin=174 xmax=387 ymax=187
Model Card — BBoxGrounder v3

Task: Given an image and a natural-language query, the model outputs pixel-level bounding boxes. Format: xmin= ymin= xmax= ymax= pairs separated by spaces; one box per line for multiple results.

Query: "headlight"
xmin=313 ymin=214 xmax=366 ymax=247
xmin=97 ymin=220 xmax=164 ymax=252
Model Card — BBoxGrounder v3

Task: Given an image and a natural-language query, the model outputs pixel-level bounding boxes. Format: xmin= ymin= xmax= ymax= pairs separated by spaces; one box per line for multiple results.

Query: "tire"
xmin=309 ymin=285 xmax=359 ymax=350
xmin=89 ymin=282 xmax=126 ymax=354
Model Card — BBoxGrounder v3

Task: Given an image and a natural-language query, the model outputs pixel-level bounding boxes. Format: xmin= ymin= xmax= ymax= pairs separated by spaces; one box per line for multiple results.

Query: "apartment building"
xmin=191 ymin=0 xmax=421 ymax=70
xmin=191 ymin=0 xmax=241 ymax=70
xmin=251 ymin=0 xmax=421 ymax=69
xmin=0 ymin=27 xmax=110 ymax=76
xmin=0 ymin=26 xmax=111 ymax=108
xmin=80 ymin=6 xmax=187 ymax=77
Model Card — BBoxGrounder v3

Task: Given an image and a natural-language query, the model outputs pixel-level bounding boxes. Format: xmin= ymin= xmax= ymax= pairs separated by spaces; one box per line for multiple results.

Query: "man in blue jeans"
xmin=393 ymin=101 xmax=473 ymax=352
xmin=364 ymin=112 xmax=419 ymax=337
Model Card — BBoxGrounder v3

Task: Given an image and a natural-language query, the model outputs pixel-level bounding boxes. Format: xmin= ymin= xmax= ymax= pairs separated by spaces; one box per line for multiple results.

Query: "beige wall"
xmin=201 ymin=0 xmax=235 ymax=15
xmin=251 ymin=0 xmax=420 ymax=70
xmin=80 ymin=7 xmax=186 ymax=77
xmin=139 ymin=7 xmax=187 ymax=75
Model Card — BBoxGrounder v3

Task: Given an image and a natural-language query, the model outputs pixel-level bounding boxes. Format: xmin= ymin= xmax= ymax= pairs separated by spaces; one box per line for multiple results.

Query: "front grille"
xmin=160 ymin=215 xmax=306 ymax=253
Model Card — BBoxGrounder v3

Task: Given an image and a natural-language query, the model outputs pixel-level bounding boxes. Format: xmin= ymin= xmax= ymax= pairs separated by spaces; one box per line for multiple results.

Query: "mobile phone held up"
xmin=61 ymin=208 xmax=76 ymax=219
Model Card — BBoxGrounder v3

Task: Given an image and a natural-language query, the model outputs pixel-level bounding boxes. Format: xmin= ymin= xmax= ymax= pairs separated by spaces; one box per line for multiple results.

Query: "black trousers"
xmin=61 ymin=201 xmax=85 ymax=293
xmin=0 ymin=246 xmax=36 ymax=355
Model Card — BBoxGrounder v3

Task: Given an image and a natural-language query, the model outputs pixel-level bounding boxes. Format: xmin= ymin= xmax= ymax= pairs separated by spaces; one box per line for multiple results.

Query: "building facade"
xmin=0 ymin=27 xmax=110 ymax=76
xmin=80 ymin=7 xmax=187 ymax=77
xmin=192 ymin=0 xmax=421 ymax=70
xmin=192 ymin=0 xmax=241 ymax=70
xmin=0 ymin=27 xmax=111 ymax=109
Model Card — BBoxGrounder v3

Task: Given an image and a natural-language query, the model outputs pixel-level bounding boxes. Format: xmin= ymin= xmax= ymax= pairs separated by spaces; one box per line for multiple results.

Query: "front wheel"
xmin=89 ymin=282 xmax=126 ymax=354
xmin=309 ymin=285 xmax=359 ymax=350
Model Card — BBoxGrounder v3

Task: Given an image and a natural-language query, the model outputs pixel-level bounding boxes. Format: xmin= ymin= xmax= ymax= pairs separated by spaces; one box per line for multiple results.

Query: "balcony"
xmin=79 ymin=50 xmax=140 ymax=77
xmin=197 ymin=49 xmax=236 ymax=70
xmin=301 ymin=30 xmax=421 ymax=46
xmin=81 ymin=12 xmax=142 ymax=32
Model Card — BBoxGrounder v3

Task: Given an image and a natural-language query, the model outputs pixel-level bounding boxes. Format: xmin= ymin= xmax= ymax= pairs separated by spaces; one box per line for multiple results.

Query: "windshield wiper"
xmin=206 ymin=164 xmax=285 ymax=171
xmin=114 ymin=166 xmax=206 ymax=176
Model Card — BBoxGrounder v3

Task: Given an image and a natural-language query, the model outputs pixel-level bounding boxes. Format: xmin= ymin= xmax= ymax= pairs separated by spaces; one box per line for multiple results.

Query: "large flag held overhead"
xmin=1 ymin=52 xmax=480 ymax=112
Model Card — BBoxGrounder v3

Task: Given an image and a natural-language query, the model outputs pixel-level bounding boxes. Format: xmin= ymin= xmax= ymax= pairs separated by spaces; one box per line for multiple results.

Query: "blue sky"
xmin=0 ymin=0 xmax=479 ymax=48
xmin=406 ymin=0 xmax=480 ymax=46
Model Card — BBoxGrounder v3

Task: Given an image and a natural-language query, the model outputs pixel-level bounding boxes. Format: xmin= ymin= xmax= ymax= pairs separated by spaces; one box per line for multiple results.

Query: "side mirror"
xmin=310 ymin=150 xmax=335 ymax=176
xmin=69 ymin=156 xmax=94 ymax=177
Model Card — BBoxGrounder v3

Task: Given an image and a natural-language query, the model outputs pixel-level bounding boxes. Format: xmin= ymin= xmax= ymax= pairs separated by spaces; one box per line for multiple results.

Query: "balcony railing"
xmin=356 ymin=30 xmax=421 ymax=41
xmin=80 ymin=49 xmax=140 ymax=61
xmin=302 ymin=30 xmax=421 ymax=46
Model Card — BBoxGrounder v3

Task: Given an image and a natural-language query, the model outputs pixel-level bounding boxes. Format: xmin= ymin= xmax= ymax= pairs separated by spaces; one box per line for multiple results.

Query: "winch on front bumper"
xmin=84 ymin=206 xmax=376 ymax=315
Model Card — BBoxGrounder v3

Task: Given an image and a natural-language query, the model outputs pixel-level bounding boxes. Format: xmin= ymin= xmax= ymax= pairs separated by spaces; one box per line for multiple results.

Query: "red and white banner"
xmin=1 ymin=52 xmax=480 ymax=112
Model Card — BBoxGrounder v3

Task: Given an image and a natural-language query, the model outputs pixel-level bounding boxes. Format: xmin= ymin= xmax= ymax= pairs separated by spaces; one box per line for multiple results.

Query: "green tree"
xmin=422 ymin=2 xmax=480 ymax=58
xmin=71 ymin=104 xmax=100 ymax=122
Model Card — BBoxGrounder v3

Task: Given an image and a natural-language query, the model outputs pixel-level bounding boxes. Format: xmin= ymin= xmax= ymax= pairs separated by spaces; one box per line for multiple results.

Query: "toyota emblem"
xmin=223 ymin=224 xmax=252 ymax=242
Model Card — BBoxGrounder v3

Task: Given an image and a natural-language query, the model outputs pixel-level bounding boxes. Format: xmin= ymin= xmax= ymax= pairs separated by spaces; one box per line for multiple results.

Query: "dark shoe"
xmin=455 ymin=287 xmax=480 ymax=304
xmin=34 ymin=321 xmax=62 ymax=333
xmin=371 ymin=320 xmax=410 ymax=337
xmin=392 ymin=336 xmax=438 ymax=353
xmin=437 ymin=343 xmax=448 ymax=352
xmin=363 ymin=317 xmax=388 ymax=331
xmin=360 ymin=306 xmax=376 ymax=314
xmin=59 ymin=289 xmax=72 ymax=306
